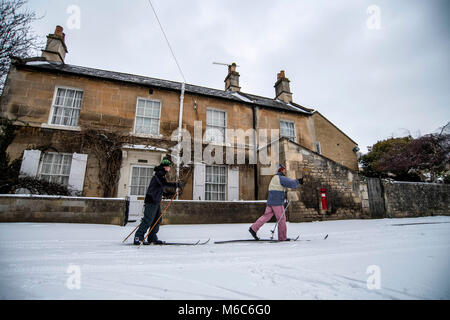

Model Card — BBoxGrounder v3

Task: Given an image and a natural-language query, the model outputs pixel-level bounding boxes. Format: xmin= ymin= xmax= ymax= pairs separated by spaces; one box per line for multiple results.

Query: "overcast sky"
xmin=25 ymin=0 xmax=450 ymax=153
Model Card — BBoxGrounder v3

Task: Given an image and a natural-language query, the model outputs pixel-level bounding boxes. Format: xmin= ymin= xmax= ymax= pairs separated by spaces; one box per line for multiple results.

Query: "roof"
xmin=13 ymin=58 xmax=313 ymax=115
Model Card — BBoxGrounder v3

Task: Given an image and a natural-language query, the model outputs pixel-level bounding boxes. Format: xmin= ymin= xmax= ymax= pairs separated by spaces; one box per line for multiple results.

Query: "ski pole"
xmin=270 ymin=200 xmax=290 ymax=240
xmin=122 ymin=198 xmax=173 ymax=243
xmin=140 ymin=190 xmax=178 ymax=246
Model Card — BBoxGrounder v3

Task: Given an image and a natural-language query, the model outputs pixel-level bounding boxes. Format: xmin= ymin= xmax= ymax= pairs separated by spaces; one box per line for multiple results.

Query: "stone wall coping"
xmin=383 ymin=181 xmax=447 ymax=186
xmin=0 ymin=194 xmax=126 ymax=201
xmin=0 ymin=195 xmax=266 ymax=203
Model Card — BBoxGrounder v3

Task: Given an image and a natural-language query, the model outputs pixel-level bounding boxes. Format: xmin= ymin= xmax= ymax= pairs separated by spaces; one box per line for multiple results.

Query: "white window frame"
xmin=315 ymin=141 xmax=322 ymax=154
xmin=280 ymin=119 xmax=296 ymax=142
xmin=38 ymin=152 xmax=73 ymax=187
xmin=205 ymin=108 xmax=227 ymax=144
xmin=48 ymin=86 xmax=84 ymax=128
xmin=133 ymin=97 xmax=162 ymax=136
xmin=129 ymin=165 xmax=155 ymax=196
xmin=205 ymin=165 xmax=227 ymax=201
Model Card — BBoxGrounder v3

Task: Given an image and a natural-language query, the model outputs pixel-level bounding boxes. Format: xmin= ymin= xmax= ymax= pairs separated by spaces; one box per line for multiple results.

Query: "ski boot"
xmin=249 ymin=227 xmax=259 ymax=240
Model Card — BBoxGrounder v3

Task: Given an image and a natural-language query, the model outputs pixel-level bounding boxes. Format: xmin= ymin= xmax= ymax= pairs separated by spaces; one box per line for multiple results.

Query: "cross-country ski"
xmin=214 ymin=234 xmax=329 ymax=244
xmin=214 ymin=235 xmax=301 ymax=244
xmin=127 ymin=239 xmax=210 ymax=246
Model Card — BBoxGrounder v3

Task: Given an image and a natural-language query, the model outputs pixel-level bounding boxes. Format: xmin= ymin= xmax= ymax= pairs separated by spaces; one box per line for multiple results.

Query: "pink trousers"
xmin=251 ymin=205 xmax=287 ymax=241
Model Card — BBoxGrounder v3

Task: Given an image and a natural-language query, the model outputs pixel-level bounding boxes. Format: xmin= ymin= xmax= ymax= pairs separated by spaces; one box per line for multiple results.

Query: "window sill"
xmin=41 ymin=123 xmax=81 ymax=131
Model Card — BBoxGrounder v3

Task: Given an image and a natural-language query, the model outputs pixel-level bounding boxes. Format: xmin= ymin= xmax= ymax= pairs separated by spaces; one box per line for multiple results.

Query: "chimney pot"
xmin=55 ymin=25 xmax=63 ymax=35
xmin=54 ymin=25 xmax=66 ymax=41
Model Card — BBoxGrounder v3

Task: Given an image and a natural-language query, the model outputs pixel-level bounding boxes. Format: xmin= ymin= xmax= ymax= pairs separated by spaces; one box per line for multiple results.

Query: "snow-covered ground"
xmin=0 ymin=216 xmax=449 ymax=300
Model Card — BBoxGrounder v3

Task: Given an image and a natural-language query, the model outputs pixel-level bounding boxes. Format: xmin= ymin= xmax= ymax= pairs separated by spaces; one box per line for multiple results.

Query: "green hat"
xmin=160 ymin=158 xmax=173 ymax=167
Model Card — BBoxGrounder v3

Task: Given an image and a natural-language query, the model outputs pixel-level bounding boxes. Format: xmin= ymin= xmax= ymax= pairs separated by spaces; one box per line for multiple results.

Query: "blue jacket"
xmin=266 ymin=172 xmax=300 ymax=206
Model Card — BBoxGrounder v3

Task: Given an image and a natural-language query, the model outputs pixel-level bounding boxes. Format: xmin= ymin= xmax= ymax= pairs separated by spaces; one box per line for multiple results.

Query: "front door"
xmin=128 ymin=165 xmax=154 ymax=221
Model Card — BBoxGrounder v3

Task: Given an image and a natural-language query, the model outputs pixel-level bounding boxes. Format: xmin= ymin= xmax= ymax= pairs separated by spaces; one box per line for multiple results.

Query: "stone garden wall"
xmin=382 ymin=181 xmax=450 ymax=218
xmin=0 ymin=194 xmax=127 ymax=226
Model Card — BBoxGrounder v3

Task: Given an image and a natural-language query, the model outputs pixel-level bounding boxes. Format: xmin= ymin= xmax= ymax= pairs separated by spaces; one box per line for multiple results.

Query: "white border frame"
xmin=47 ymin=86 xmax=84 ymax=129
xmin=128 ymin=164 xmax=155 ymax=197
xmin=133 ymin=97 xmax=162 ymax=136
xmin=204 ymin=164 xmax=228 ymax=201
xmin=37 ymin=151 xmax=73 ymax=186
xmin=280 ymin=119 xmax=297 ymax=143
xmin=205 ymin=107 xmax=228 ymax=144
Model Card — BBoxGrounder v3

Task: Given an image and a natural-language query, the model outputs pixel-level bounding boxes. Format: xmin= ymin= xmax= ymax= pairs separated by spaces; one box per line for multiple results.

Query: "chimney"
xmin=41 ymin=25 xmax=68 ymax=63
xmin=224 ymin=63 xmax=241 ymax=92
xmin=274 ymin=70 xmax=293 ymax=103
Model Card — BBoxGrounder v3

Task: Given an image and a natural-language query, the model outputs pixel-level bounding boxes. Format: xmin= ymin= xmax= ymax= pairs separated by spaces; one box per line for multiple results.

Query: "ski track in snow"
xmin=0 ymin=216 xmax=449 ymax=299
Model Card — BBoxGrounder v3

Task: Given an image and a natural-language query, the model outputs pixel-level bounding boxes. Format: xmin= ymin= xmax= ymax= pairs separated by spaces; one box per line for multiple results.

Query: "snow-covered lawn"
xmin=0 ymin=216 xmax=449 ymax=300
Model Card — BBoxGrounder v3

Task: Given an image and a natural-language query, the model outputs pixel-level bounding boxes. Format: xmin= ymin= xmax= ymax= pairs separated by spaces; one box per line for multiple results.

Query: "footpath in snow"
xmin=0 ymin=216 xmax=449 ymax=300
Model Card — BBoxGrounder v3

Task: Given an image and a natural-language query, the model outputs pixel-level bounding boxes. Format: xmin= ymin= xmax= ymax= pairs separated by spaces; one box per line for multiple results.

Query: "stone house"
xmin=0 ymin=26 xmax=360 ymax=218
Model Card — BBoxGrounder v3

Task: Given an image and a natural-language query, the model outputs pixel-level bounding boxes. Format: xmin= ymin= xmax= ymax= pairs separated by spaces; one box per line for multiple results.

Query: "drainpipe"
xmin=252 ymin=104 xmax=259 ymax=200
xmin=176 ymin=82 xmax=185 ymax=199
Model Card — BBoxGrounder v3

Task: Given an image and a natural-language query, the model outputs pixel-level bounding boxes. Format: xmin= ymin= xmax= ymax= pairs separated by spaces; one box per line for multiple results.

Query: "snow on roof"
xmin=24 ymin=61 xmax=52 ymax=66
xmin=286 ymin=102 xmax=312 ymax=114
xmin=231 ymin=91 xmax=254 ymax=103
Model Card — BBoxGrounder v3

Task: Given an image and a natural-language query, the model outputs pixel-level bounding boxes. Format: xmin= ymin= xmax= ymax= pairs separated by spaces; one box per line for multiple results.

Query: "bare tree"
xmin=0 ymin=0 xmax=42 ymax=93
xmin=0 ymin=115 xmax=73 ymax=195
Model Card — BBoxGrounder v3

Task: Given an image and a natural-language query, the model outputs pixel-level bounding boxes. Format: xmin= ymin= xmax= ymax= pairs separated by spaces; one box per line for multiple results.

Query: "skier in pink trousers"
xmin=249 ymin=164 xmax=303 ymax=241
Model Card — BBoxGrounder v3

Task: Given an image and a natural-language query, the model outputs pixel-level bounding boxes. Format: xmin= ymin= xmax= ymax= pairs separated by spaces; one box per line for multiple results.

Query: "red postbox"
xmin=320 ymin=188 xmax=328 ymax=210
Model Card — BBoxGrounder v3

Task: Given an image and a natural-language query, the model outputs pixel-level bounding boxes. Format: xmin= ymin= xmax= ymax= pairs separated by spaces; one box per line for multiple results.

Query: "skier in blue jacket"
xmin=249 ymin=164 xmax=303 ymax=241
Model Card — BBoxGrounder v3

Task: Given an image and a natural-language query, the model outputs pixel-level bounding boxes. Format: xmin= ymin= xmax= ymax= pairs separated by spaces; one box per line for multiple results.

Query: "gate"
xmin=367 ymin=178 xmax=386 ymax=218
xmin=128 ymin=197 xmax=144 ymax=222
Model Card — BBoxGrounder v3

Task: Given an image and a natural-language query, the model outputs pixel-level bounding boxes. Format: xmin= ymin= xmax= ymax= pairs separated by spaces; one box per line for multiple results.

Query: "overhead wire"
xmin=146 ymin=0 xmax=186 ymax=195
xmin=147 ymin=0 xmax=186 ymax=83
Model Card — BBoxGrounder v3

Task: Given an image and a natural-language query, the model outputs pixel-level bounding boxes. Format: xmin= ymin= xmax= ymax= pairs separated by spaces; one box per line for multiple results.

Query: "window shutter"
xmin=227 ymin=166 xmax=239 ymax=201
xmin=20 ymin=150 xmax=41 ymax=177
xmin=193 ymin=163 xmax=206 ymax=200
xmin=68 ymin=153 xmax=88 ymax=193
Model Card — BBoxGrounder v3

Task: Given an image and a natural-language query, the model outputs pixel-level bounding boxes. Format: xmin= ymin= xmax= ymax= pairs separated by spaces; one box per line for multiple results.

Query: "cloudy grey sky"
xmin=25 ymin=0 xmax=450 ymax=153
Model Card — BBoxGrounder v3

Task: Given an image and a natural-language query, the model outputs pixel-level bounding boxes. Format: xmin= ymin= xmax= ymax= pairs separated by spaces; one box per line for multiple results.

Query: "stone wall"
xmin=279 ymin=139 xmax=371 ymax=222
xmin=2 ymin=180 xmax=448 ymax=226
xmin=0 ymin=195 xmax=126 ymax=225
xmin=161 ymin=200 xmax=268 ymax=224
xmin=382 ymin=181 xmax=450 ymax=218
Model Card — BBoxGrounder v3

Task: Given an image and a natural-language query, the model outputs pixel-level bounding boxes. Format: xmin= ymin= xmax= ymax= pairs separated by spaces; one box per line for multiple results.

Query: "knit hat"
xmin=277 ymin=164 xmax=286 ymax=172
xmin=160 ymin=158 xmax=173 ymax=167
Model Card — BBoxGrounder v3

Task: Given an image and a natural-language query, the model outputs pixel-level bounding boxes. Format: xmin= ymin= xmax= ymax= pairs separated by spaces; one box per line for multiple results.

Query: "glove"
xmin=297 ymin=177 xmax=304 ymax=185
xmin=177 ymin=182 xmax=186 ymax=189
